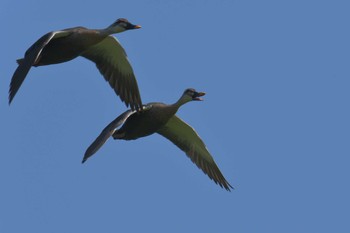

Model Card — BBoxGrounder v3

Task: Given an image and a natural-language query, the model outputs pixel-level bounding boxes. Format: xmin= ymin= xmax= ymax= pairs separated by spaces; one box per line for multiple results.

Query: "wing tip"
xmin=120 ymin=95 xmax=143 ymax=112
xmin=213 ymin=172 xmax=234 ymax=192
xmin=82 ymin=149 xmax=94 ymax=164
xmin=8 ymin=95 xmax=13 ymax=105
xmin=8 ymin=88 xmax=16 ymax=105
xmin=221 ymin=180 xmax=234 ymax=192
xmin=8 ymin=80 xmax=16 ymax=105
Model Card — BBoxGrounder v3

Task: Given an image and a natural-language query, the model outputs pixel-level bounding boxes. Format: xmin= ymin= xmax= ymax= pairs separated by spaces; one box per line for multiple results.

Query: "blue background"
xmin=1 ymin=0 xmax=349 ymax=232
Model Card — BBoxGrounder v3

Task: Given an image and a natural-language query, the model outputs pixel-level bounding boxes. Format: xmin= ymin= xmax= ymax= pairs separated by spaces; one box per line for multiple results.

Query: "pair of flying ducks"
xmin=9 ymin=18 xmax=232 ymax=191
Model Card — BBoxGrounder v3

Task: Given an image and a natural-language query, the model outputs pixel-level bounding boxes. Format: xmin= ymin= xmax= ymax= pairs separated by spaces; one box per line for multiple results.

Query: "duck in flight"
xmin=9 ymin=18 xmax=142 ymax=111
xmin=83 ymin=88 xmax=233 ymax=191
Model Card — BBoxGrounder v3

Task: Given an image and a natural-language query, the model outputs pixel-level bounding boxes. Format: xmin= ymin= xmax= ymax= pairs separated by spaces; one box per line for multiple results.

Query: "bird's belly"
xmin=123 ymin=129 xmax=157 ymax=140
xmin=117 ymin=115 xmax=168 ymax=141
xmin=37 ymin=50 xmax=78 ymax=66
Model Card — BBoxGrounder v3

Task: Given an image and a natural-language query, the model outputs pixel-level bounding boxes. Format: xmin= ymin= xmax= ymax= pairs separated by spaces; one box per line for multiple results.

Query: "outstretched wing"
xmin=9 ymin=31 xmax=71 ymax=104
xmin=81 ymin=36 xmax=142 ymax=111
xmin=82 ymin=109 xmax=135 ymax=163
xmin=157 ymin=115 xmax=233 ymax=191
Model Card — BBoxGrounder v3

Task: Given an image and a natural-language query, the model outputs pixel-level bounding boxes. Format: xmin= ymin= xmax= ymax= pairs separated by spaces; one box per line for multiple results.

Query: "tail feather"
xmin=16 ymin=58 xmax=24 ymax=65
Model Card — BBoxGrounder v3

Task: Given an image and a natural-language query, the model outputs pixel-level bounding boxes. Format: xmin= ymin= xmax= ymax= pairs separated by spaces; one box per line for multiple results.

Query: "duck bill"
xmin=133 ymin=24 xmax=142 ymax=29
xmin=193 ymin=92 xmax=206 ymax=101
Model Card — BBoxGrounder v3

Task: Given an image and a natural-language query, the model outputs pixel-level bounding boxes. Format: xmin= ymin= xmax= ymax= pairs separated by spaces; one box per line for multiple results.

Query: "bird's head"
xmin=108 ymin=18 xmax=141 ymax=33
xmin=182 ymin=88 xmax=206 ymax=103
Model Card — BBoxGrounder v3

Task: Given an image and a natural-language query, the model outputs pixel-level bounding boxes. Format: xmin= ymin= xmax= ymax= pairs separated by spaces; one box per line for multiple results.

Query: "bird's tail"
xmin=16 ymin=58 xmax=24 ymax=65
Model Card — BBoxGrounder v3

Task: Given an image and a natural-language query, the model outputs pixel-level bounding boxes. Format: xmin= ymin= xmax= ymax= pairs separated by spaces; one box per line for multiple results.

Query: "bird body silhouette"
xmin=9 ymin=18 xmax=142 ymax=110
xmin=83 ymin=88 xmax=233 ymax=191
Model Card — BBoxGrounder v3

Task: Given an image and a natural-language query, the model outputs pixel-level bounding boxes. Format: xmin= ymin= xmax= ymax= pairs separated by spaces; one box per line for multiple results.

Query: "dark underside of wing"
xmin=9 ymin=32 xmax=54 ymax=104
xmin=82 ymin=109 xmax=135 ymax=163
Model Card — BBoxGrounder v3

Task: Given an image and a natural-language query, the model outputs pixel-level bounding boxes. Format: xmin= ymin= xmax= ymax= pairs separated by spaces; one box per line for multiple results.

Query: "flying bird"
xmin=9 ymin=18 xmax=142 ymax=111
xmin=83 ymin=88 xmax=233 ymax=191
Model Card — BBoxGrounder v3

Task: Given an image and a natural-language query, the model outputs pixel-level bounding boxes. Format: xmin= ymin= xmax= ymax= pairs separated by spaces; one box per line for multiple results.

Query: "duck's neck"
xmin=99 ymin=25 xmax=125 ymax=36
xmin=171 ymin=95 xmax=191 ymax=110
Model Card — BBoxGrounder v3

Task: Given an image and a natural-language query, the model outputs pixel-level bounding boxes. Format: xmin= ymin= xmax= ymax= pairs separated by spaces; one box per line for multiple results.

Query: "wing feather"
xmin=157 ymin=115 xmax=233 ymax=191
xmin=81 ymin=36 xmax=142 ymax=111
xmin=82 ymin=109 xmax=135 ymax=163
xmin=8 ymin=31 xmax=71 ymax=104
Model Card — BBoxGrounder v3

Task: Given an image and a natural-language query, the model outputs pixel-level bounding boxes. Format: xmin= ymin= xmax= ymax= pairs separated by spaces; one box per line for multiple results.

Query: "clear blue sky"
xmin=1 ymin=0 xmax=349 ymax=232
